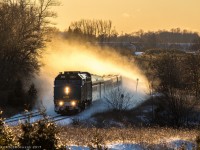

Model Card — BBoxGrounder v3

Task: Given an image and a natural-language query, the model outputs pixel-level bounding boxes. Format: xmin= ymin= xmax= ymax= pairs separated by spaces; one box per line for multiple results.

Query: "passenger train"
xmin=54 ymin=71 xmax=122 ymax=114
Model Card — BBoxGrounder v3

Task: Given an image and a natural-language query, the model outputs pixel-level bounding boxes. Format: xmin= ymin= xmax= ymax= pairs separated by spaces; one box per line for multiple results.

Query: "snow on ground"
xmin=56 ymin=91 xmax=147 ymax=125
xmin=6 ymin=115 xmax=41 ymax=126
xmin=6 ymin=76 xmax=148 ymax=126
xmin=167 ymin=139 xmax=195 ymax=150
xmin=74 ymin=85 xmax=148 ymax=119
xmin=56 ymin=117 xmax=73 ymax=125
xmin=6 ymin=89 xmax=147 ymax=126
xmin=66 ymin=146 xmax=89 ymax=150
xmin=75 ymin=99 xmax=107 ymax=120
xmin=107 ymin=143 xmax=143 ymax=150
xmin=65 ymin=140 xmax=195 ymax=150
xmin=66 ymin=144 xmax=141 ymax=150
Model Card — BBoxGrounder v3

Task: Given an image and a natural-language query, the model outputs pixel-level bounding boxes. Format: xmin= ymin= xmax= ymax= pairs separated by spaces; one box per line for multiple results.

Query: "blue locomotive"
xmin=54 ymin=71 xmax=121 ymax=114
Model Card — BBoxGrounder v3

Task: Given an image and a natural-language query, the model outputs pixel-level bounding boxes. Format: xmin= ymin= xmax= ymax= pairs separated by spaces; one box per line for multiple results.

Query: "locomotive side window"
xmin=61 ymin=75 xmax=65 ymax=79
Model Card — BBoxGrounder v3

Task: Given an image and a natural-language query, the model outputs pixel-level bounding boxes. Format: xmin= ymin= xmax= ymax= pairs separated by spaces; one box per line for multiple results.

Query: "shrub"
xmin=71 ymin=118 xmax=82 ymax=127
xmin=0 ymin=111 xmax=16 ymax=148
xmin=18 ymin=120 xmax=35 ymax=147
xmin=18 ymin=112 xmax=60 ymax=150
xmin=88 ymin=128 xmax=108 ymax=150
xmin=154 ymin=89 xmax=199 ymax=126
xmin=104 ymin=88 xmax=133 ymax=111
xmin=196 ymin=135 xmax=200 ymax=150
xmin=32 ymin=119 xmax=59 ymax=149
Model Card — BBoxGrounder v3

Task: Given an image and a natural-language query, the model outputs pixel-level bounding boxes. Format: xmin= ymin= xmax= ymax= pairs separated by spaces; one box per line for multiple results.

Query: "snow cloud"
xmin=34 ymin=37 xmax=149 ymax=113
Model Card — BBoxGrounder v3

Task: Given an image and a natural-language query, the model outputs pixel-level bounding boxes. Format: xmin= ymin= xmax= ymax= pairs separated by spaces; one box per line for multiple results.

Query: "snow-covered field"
xmin=6 ymin=89 xmax=147 ymax=126
xmin=5 ymin=90 xmax=198 ymax=150
xmin=6 ymin=94 xmax=198 ymax=150
xmin=66 ymin=140 xmax=195 ymax=150
xmin=55 ymin=125 xmax=197 ymax=150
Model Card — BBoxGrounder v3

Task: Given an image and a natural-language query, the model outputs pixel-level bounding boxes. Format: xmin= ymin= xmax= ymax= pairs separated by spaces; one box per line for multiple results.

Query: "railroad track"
xmin=51 ymin=115 xmax=72 ymax=123
xmin=39 ymin=114 xmax=72 ymax=123
xmin=5 ymin=110 xmax=42 ymax=121
xmin=5 ymin=111 xmax=72 ymax=125
xmin=5 ymin=111 xmax=43 ymax=124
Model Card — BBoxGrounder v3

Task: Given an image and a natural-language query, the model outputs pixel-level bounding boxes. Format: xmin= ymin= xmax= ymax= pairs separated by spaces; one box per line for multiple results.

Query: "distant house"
xmin=134 ymin=52 xmax=144 ymax=56
xmin=185 ymin=51 xmax=197 ymax=55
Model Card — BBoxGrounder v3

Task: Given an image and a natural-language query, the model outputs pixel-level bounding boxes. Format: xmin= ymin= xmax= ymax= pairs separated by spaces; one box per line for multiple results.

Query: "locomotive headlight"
xmin=65 ymin=86 xmax=70 ymax=95
xmin=71 ymin=101 xmax=76 ymax=107
xmin=58 ymin=101 xmax=64 ymax=106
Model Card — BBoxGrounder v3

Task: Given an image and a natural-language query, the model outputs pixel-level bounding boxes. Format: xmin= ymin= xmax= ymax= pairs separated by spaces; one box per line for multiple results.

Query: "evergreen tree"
xmin=8 ymin=79 xmax=26 ymax=107
xmin=27 ymin=83 xmax=37 ymax=109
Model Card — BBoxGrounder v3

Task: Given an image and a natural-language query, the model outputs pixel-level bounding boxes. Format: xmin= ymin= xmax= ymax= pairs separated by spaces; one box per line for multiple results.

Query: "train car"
xmin=54 ymin=71 xmax=122 ymax=114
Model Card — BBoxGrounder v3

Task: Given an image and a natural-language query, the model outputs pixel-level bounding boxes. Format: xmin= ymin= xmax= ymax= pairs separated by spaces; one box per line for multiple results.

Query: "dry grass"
xmin=8 ymin=125 xmax=198 ymax=149
xmin=58 ymin=126 xmax=197 ymax=147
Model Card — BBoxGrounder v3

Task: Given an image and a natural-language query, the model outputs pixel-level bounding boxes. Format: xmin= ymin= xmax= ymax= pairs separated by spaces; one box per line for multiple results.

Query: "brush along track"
xmin=39 ymin=114 xmax=72 ymax=123
xmin=51 ymin=115 xmax=72 ymax=123
xmin=5 ymin=109 xmax=73 ymax=125
xmin=5 ymin=111 xmax=44 ymax=124
xmin=6 ymin=114 xmax=72 ymax=125
xmin=5 ymin=110 xmax=42 ymax=122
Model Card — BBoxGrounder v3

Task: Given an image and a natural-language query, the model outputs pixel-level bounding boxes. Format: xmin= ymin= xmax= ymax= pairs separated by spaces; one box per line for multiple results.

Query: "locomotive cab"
xmin=54 ymin=71 xmax=92 ymax=114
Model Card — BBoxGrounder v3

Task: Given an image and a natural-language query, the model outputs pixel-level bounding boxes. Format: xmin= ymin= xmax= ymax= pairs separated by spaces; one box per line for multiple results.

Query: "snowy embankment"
xmin=6 ymin=84 xmax=147 ymax=125
xmin=66 ymin=140 xmax=195 ymax=150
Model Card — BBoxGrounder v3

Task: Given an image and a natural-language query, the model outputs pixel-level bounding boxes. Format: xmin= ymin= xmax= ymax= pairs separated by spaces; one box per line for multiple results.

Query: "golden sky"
xmin=53 ymin=0 xmax=200 ymax=33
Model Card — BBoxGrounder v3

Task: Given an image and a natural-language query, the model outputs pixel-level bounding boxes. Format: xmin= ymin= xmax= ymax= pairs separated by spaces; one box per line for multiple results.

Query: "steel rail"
xmin=5 ymin=113 xmax=43 ymax=123
xmin=5 ymin=110 xmax=42 ymax=121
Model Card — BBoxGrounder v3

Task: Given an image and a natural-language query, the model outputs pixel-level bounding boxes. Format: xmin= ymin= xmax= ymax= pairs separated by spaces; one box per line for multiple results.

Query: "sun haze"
xmin=53 ymin=0 xmax=200 ymax=33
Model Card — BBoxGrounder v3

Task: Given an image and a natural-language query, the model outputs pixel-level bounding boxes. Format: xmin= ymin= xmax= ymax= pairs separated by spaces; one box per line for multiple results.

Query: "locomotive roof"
xmin=102 ymin=74 xmax=121 ymax=81
xmin=55 ymin=71 xmax=121 ymax=83
xmin=55 ymin=71 xmax=91 ymax=80
xmin=91 ymin=74 xmax=104 ymax=82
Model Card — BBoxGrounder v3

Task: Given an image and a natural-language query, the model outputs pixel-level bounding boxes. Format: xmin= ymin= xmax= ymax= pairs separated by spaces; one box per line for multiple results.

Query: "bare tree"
xmin=185 ymin=54 xmax=200 ymax=98
xmin=190 ymin=37 xmax=200 ymax=51
xmin=104 ymin=88 xmax=133 ymax=111
xmin=156 ymin=89 xmax=199 ymax=126
xmin=67 ymin=19 xmax=113 ymax=42
xmin=0 ymin=0 xmax=59 ymax=90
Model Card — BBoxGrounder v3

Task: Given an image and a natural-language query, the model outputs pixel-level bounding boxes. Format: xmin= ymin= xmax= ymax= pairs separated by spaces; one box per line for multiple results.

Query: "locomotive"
xmin=54 ymin=71 xmax=122 ymax=114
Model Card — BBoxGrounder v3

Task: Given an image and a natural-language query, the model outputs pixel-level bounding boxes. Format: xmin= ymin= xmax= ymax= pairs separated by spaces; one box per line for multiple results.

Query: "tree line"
xmin=63 ymin=21 xmax=200 ymax=51
xmin=0 ymin=0 xmax=58 ymax=112
xmin=135 ymin=49 xmax=200 ymax=126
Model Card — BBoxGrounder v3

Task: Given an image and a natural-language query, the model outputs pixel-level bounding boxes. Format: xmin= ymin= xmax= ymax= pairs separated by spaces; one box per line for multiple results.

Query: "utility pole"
xmin=136 ymin=78 xmax=139 ymax=92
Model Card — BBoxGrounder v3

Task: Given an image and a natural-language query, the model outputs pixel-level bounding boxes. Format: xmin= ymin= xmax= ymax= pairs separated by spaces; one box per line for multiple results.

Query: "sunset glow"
xmin=53 ymin=0 xmax=200 ymax=33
